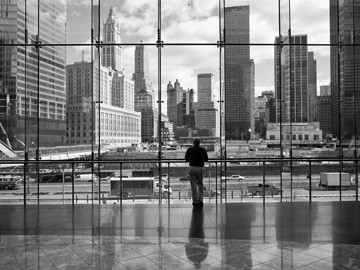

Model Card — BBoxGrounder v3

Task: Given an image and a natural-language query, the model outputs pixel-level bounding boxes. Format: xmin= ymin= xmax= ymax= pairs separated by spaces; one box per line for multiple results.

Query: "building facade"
xmin=250 ymin=59 xmax=255 ymax=137
xmin=133 ymin=45 xmax=153 ymax=97
xmin=282 ymin=35 xmax=310 ymax=123
xmin=266 ymin=122 xmax=322 ymax=143
xmin=112 ymin=71 xmax=134 ymax=111
xmin=66 ymin=61 xmax=141 ymax=146
xmin=135 ymin=89 xmax=156 ymax=142
xmin=224 ymin=5 xmax=251 ymax=140
xmin=308 ymin=51 xmax=317 ymax=122
xmin=274 ymin=36 xmax=286 ymax=124
xmin=133 ymin=45 xmax=157 ymax=142
xmin=330 ymin=0 xmax=360 ymax=139
xmin=0 ymin=0 xmax=67 ymax=149
xmin=194 ymin=73 xmax=219 ymax=137
xmin=254 ymin=92 xmax=273 ymax=139
xmin=167 ymin=79 xmax=194 ymax=129
xmin=316 ymin=95 xmax=332 ymax=137
xmin=320 ymin=85 xmax=331 ymax=96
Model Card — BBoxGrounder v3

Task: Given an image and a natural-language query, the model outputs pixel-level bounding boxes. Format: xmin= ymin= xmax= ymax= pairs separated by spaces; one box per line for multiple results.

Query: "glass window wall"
xmin=0 ymin=0 xmax=359 ymax=205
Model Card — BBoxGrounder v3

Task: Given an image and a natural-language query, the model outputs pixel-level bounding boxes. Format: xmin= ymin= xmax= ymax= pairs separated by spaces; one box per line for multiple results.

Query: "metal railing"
xmin=0 ymin=157 xmax=358 ymax=205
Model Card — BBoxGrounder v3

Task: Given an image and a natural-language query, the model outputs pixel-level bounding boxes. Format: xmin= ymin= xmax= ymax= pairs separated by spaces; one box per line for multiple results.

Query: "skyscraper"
xmin=166 ymin=80 xmax=194 ymax=129
xmin=282 ymin=35 xmax=310 ymax=123
xmin=102 ymin=7 xmax=122 ymax=71
xmin=274 ymin=36 xmax=285 ymax=124
xmin=0 ymin=0 xmax=66 ymax=148
xmin=249 ymin=59 xmax=255 ymax=137
xmin=320 ymin=85 xmax=331 ymax=96
xmin=167 ymin=79 xmax=184 ymax=128
xmin=194 ymin=73 xmax=219 ymax=137
xmin=224 ymin=5 xmax=251 ymax=140
xmin=330 ymin=0 xmax=360 ymax=139
xmin=133 ymin=45 xmax=154 ymax=97
xmin=133 ymin=45 xmax=157 ymax=142
xmin=308 ymin=51 xmax=317 ymax=122
xmin=317 ymin=93 xmax=332 ymax=137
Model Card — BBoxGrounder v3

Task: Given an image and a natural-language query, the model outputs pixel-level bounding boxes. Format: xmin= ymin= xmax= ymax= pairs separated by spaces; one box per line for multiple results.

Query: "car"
xmin=188 ymin=186 xmax=219 ymax=198
xmin=221 ymin=175 xmax=245 ymax=181
xmin=179 ymin=176 xmax=189 ymax=181
xmin=247 ymin=184 xmax=282 ymax=196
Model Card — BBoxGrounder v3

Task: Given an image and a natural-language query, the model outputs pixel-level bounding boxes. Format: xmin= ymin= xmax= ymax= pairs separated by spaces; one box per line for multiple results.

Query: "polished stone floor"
xmin=0 ymin=201 xmax=360 ymax=269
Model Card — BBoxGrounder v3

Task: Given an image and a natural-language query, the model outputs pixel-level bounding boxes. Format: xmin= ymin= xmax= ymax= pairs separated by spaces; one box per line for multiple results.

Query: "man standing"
xmin=185 ymin=138 xmax=208 ymax=208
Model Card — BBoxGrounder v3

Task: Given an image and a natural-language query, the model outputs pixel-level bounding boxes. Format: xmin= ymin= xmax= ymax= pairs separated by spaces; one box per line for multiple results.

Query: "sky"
xmin=66 ymin=0 xmax=330 ymax=111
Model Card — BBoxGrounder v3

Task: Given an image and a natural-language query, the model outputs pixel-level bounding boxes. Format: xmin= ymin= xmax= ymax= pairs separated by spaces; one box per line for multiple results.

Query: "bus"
xmin=0 ymin=175 xmax=20 ymax=190
xmin=109 ymin=177 xmax=172 ymax=199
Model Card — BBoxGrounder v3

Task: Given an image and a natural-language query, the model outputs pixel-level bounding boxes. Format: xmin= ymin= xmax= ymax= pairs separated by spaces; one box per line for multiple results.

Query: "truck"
xmin=75 ymin=174 xmax=99 ymax=182
xmin=109 ymin=177 xmax=172 ymax=199
xmin=319 ymin=172 xmax=352 ymax=190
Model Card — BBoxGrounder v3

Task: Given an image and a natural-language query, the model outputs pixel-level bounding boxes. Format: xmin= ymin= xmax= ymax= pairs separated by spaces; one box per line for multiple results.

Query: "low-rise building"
xmin=266 ymin=122 xmax=322 ymax=143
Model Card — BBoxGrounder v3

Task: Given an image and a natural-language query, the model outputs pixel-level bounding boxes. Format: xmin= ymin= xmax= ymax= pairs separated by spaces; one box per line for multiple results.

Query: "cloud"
xmin=162 ymin=16 xmax=219 ymax=43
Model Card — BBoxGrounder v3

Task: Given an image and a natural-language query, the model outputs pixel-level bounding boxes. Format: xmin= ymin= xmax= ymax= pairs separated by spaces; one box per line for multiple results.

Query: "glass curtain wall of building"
xmin=0 ymin=0 xmax=359 ymax=205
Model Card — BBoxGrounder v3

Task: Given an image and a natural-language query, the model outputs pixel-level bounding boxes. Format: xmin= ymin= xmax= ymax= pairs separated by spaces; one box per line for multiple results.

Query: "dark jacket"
xmin=185 ymin=146 xmax=208 ymax=167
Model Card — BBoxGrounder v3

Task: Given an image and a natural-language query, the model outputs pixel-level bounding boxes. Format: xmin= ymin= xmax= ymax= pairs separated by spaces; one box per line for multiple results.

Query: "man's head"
xmin=193 ymin=138 xmax=200 ymax=147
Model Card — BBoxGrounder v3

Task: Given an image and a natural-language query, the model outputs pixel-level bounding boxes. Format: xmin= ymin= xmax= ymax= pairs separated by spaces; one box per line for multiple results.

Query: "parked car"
xmin=221 ymin=175 xmax=245 ymax=181
xmin=247 ymin=184 xmax=282 ymax=196
xmin=179 ymin=176 xmax=189 ymax=181
xmin=188 ymin=186 xmax=219 ymax=198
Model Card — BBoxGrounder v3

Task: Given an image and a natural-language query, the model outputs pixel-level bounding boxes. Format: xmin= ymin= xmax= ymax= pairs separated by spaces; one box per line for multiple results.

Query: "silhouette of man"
xmin=185 ymin=138 xmax=208 ymax=208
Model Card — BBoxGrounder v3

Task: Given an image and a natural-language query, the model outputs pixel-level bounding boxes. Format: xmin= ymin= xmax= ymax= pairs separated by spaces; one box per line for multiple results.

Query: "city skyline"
xmin=66 ymin=0 xmax=331 ymax=107
xmin=1 ymin=0 xmax=352 ymax=147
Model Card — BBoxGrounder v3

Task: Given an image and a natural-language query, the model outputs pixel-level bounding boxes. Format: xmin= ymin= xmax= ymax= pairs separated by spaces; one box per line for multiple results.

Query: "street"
xmin=0 ymin=174 xmax=358 ymax=204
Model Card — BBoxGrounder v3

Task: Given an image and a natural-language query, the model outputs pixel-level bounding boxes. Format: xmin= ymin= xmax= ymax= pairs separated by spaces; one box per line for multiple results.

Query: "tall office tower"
xmin=194 ymin=73 xmax=219 ymax=137
xmin=281 ymin=35 xmax=309 ymax=123
xmin=102 ymin=7 xmax=122 ymax=71
xmin=274 ymin=36 xmax=286 ymax=124
xmin=224 ymin=5 xmax=251 ymax=140
xmin=249 ymin=59 xmax=255 ymax=138
xmin=167 ymin=79 xmax=184 ymax=127
xmin=320 ymin=85 xmax=331 ymax=96
xmin=254 ymin=91 xmax=275 ymax=138
xmin=308 ymin=52 xmax=317 ymax=122
xmin=0 ymin=0 xmax=66 ymax=149
xmin=254 ymin=95 xmax=268 ymax=139
xmin=133 ymin=45 xmax=154 ymax=97
xmin=330 ymin=0 xmax=360 ymax=139
xmin=181 ymin=89 xmax=195 ymax=127
xmin=66 ymin=61 xmax=141 ymax=146
xmin=317 ymin=93 xmax=332 ymax=137
xmin=133 ymin=45 xmax=156 ymax=142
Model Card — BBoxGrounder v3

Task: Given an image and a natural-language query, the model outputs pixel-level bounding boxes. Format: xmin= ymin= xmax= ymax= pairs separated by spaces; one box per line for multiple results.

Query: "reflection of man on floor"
xmin=185 ymin=207 xmax=209 ymax=269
